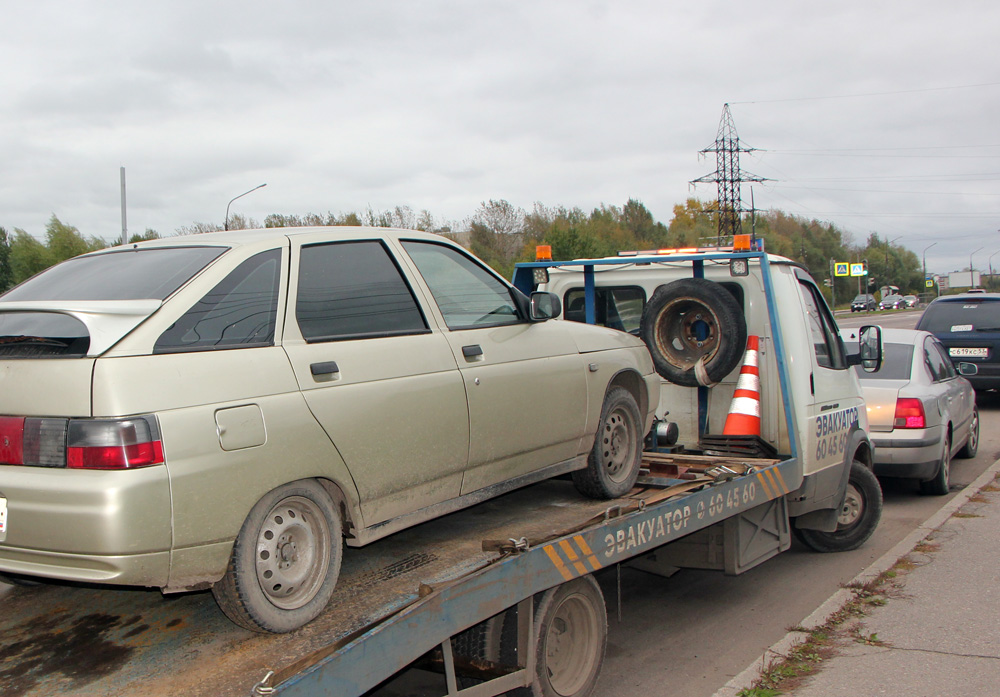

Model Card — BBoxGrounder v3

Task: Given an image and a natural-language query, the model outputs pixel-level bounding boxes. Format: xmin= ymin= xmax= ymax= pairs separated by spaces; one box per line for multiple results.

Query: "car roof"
xmin=927 ymin=292 xmax=1000 ymax=304
xmin=82 ymin=227 xmax=448 ymax=253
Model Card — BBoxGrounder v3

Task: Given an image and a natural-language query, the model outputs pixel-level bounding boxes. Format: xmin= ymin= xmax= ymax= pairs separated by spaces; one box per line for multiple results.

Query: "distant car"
xmin=879 ymin=294 xmax=905 ymax=310
xmin=842 ymin=328 xmax=978 ymax=495
xmin=902 ymin=295 xmax=918 ymax=308
xmin=851 ymin=294 xmax=877 ymax=312
xmin=0 ymin=227 xmax=658 ymax=632
xmin=916 ymin=291 xmax=1000 ymax=390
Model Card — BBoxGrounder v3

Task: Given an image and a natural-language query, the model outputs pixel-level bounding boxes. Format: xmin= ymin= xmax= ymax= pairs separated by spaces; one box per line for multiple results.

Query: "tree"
xmin=44 ymin=215 xmax=105 ymax=263
xmin=128 ymin=228 xmax=161 ymax=244
xmin=9 ymin=229 xmax=50 ymax=284
xmin=0 ymin=226 xmax=11 ymax=292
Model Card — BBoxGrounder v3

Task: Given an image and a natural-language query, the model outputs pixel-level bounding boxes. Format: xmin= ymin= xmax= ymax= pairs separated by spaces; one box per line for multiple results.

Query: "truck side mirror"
xmin=530 ymin=292 xmax=562 ymax=321
xmin=858 ymin=325 xmax=882 ymax=373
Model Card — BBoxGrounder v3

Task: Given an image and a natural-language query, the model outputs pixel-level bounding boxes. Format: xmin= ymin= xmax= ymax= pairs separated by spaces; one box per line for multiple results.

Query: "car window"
xmin=1 ymin=247 xmax=226 ymax=301
xmin=924 ymin=338 xmax=954 ymax=382
xmin=846 ymin=342 xmax=913 ymax=380
xmin=401 ymin=241 xmax=522 ymax=330
xmin=564 ymin=286 xmax=646 ymax=333
xmin=295 ymin=240 xmax=428 ymax=342
xmin=799 ymin=280 xmax=846 ymax=370
xmin=917 ymin=299 xmax=1000 ymax=333
xmin=928 ymin=339 xmax=957 ymax=379
xmin=154 ymin=249 xmax=281 ymax=353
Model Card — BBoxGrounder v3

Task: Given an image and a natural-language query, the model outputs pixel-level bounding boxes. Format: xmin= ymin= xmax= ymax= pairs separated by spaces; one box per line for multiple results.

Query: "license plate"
xmin=949 ymin=347 xmax=988 ymax=358
xmin=0 ymin=497 xmax=6 ymax=542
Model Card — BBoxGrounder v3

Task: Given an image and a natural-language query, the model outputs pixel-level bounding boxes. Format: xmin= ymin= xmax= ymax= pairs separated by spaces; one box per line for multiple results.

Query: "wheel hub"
xmin=838 ymin=483 xmax=864 ymax=527
xmin=255 ymin=496 xmax=331 ymax=610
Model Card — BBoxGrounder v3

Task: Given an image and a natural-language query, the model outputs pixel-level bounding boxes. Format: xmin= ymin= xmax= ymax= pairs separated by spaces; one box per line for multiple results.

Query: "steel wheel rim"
xmin=544 ymin=593 xmax=601 ymax=695
xmin=654 ymin=298 xmax=721 ymax=370
xmin=838 ymin=482 xmax=864 ymax=528
xmin=255 ymin=496 xmax=331 ymax=610
xmin=602 ymin=406 xmax=636 ymax=482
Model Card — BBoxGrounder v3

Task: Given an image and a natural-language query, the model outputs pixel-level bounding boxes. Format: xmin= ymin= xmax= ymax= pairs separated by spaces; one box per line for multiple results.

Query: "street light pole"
xmin=225 ymin=183 xmax=267 ymax=231
xmin=989 ymin=250 xmax=1000 ymax=287
xmin=971 ymin=247 xmax=983 ymax=288
xmin=885 ymin=236 xmax=902 ymax=293
xmin=923 ymin=242 xmax=937 ymax=299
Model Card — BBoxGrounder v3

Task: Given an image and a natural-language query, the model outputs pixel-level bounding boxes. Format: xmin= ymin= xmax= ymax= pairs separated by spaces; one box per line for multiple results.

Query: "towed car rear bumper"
xmin=0 ymin=464 xmax=171 ymax=586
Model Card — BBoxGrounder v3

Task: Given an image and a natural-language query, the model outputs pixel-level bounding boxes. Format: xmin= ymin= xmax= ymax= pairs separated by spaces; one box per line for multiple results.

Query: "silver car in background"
xmin=841 ymin=328 xmax=979 ymax=495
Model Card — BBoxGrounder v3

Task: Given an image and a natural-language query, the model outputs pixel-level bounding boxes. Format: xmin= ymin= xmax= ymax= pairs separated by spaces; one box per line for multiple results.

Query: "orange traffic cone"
xmin=722 ymin=335 xmax=761 ymax=436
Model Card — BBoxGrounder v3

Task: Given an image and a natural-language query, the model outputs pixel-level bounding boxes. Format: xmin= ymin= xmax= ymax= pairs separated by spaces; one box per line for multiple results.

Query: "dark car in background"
xmin=851 ymin=294 xmax=877 ymax=312
xmin=879 ymin=294 xmax=905 ymax=310
xmin=916 ymin=292 xmax=1000 ymax=390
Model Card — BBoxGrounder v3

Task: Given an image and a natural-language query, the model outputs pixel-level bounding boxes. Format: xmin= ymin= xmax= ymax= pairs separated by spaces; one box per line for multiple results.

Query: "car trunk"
xmin=0 ymin=301 xmax=161 ymax=417
xmin=861 ymin=381 xmax=905 ymax=432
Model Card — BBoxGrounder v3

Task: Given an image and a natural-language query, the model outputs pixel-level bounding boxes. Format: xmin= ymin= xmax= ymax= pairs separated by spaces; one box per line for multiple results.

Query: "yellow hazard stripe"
xmin=558 ymin=539 xmax=589 ymax=575
xmin=764 ymin=468 xmax=782 ymax=495
xmin=756 ymin=471 xmax=774 ymax=498
xmin=543 ymin=544 xmax=574 ymax=581
xmin=772 ymin=467 xmax=790 ymax=494
xmin=573 ymin=535 xmax=603 ymax=572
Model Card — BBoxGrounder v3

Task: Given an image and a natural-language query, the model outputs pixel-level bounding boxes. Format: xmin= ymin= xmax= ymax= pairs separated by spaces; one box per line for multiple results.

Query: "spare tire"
xmin=640 ymin=278 xmax=747 ymax=386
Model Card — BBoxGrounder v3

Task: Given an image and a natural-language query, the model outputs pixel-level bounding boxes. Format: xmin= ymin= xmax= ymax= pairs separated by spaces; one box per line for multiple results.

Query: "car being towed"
xmin=0 ymin=227 xmax=659 ymax=632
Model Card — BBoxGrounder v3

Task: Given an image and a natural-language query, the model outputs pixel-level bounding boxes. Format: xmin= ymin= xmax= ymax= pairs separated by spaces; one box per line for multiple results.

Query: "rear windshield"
xmin=917 ymin=299 xmax=1000 ymax=333
xmin=0 ymin=312 xmax=89 ymax=357
xmin=0 ymin=247 xmax=226 ymax=302
xmin=847 ymin=342 xmax=914 ymax=380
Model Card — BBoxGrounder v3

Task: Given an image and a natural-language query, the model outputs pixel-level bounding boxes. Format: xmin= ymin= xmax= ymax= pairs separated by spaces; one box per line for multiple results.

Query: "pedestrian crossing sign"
xmin=850 ymin=263 xmax=866 ymax=277
xmin=834 ymin=262 xmax=849 ymax=277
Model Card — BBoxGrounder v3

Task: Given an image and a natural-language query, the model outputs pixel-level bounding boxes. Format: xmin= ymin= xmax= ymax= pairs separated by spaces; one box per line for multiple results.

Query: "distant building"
xmin=948 ymin=271 xmax=981 ymax=289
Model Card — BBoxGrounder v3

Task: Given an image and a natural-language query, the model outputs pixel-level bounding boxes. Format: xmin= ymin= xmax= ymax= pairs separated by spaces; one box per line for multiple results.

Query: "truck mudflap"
xmin=260 ymin=455 xmax=799 ymax=697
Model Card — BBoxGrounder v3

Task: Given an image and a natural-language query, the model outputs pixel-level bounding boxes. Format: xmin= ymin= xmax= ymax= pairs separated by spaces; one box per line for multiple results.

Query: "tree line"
xmin=0 ymin=200 xmax=927 ymax=304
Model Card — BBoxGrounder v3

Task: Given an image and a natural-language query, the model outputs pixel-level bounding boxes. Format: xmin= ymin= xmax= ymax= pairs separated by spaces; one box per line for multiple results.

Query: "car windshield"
xmin=852 ymin=295 xmax=870 ymax=303
xmin=1 ymin=247 xmax=227 ymax=302
xmin=846 ymin=342 xmax=914 ymax=380
xmin=917 ymin=299 xmax=1000 ymax=333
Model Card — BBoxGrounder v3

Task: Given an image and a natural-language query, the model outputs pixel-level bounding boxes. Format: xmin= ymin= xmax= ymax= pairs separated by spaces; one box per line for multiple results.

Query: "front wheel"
xmin=212 ymin=479 xmax=343 ymax=633
xmin=573 ymin=387 xmax=643 ymax=499
xmin=795 ymin=460 xmax=882 ymax=553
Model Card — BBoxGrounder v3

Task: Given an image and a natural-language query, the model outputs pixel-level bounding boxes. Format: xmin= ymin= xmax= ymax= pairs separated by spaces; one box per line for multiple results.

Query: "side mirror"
xmin=858 ymin=325 xmax=882 ymax=373
xmin=957 ymin=362 xmax=979 ymax=376
xmin=529 ymin=292 xmax=561 ymax=321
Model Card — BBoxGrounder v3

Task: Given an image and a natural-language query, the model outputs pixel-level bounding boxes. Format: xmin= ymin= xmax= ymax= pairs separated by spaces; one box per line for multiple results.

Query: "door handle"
xmin=310 ymin=361 xmax=340 ymax=376
xmin=462 ymin=345 xmax=484 ymax=359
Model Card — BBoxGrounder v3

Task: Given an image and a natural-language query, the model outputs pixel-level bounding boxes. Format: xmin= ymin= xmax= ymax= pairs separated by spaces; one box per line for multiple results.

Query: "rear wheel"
xmin=795 ymin=460 xmax=882 ymax=552
xmin=573 ymin=387 xmax=643 ymax=499
xmin=212 ymin=479 xmax=342 ymax=633
xmin=921 ymin=434 xmax=952 ymax=496
xmin=957 ymin=408 xmax=979 ymax=459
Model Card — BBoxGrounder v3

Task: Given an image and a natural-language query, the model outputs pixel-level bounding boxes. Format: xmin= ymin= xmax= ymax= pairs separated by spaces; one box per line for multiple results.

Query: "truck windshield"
xmin=917 ymin=300 xmax=1000 ymax=333
xmin=1 ymin=247 xmax=227 ymax=302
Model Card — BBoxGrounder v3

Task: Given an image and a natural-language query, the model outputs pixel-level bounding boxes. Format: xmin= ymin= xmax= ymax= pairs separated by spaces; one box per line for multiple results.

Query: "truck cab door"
xmin=796 ymin=274 xmax=865 ymax=477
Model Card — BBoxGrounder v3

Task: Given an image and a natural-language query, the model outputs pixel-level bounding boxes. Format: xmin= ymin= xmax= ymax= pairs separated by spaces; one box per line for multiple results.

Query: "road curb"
xmin=711 ymin=456 xmax=1000 ymax=697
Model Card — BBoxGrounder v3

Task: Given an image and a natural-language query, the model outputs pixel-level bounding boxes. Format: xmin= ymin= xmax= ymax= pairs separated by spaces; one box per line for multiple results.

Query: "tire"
xmin=920 ymin=435 xmax=952 ymax=496
xmin=957 ymin=407 xmax=979 ymax=459
xmin=795 ymin=460 xmax=882 ymax=552
xmin=639 ymin=278 xmax=746 ymax=386
xmin=212 ymin=479 xmax=342 ymax=633
xmin=573 ymin=387 xmax=643 ymax=499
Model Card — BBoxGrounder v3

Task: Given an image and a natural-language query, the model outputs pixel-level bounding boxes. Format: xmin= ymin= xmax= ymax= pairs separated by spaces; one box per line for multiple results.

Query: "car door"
xmin=397 ymin=239 xmax=589 ymax=495
xmin=797 ymin=274 xmax=865 ymax=472
xmin=281 ymin=236 xmax=469 ymax=527
xmin=925 ymin=337 xmax=973 ymax=451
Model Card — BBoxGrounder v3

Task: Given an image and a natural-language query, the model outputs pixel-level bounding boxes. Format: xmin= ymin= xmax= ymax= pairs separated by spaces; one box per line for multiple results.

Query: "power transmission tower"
xmin=691 ymin=104 xmax=766 ymax=244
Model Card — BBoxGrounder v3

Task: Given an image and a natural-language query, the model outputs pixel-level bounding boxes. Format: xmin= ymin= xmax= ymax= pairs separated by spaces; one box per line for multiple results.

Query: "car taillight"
xmin=0 ymin=415 xmax=163 ymax=470
xmin=893 ymin=398 xmax=926 ymax=429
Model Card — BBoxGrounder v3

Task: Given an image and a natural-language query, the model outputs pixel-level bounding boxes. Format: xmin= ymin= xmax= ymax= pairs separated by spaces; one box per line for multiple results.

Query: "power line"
xmin=730 ymin=81 xmax=1000 ymax=105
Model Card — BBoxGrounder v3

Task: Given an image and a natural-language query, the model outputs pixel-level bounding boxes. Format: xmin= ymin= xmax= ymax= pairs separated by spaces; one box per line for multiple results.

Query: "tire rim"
xmin=940 ymin=440 xmax=951 ymax=488
xmin=602 ymin=406 xmax=636 ymax=482
xmin=255 ymin=496 xmax=331 ymax=610
xmin=969 ymin=411 xmax=979 ymax=453
xmin=653 ymin=297 xmax=721 ymax=370
xmin=837 ymin=482 xmax=864 ymax=528
xmin=544 ymin=592 xmax=601 ymax=696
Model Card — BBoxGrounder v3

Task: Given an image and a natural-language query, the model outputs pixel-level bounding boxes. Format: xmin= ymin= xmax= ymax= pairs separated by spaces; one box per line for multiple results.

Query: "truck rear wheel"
xmin=212 ymin=479 xmax=342 ymax=633
xmin=573 ymin=387 xmax=643 ymax=499
xmin=639 ymin=278 xmax=746 ymax=386
xmin=794 ymin=460 xmax=882 ymax=553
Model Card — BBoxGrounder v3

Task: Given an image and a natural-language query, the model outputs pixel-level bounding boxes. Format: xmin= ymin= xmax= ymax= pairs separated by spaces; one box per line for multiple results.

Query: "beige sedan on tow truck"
xmin=0 ymin=227 xmax=658 ymax=632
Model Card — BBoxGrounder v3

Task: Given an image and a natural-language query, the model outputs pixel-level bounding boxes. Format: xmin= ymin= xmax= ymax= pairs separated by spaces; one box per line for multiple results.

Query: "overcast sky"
xmin=3 ymin=1 xmax=999 ymax=275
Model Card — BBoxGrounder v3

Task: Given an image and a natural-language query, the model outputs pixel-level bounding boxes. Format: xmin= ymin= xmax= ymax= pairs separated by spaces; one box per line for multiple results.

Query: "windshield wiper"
xmin=0 ymin=335 xmax=70 ymax=347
